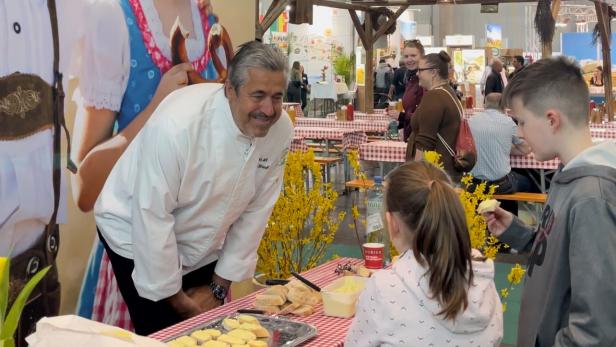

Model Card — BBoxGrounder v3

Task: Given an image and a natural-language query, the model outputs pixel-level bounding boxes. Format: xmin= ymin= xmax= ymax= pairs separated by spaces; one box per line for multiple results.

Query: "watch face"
xmin=210 ymin=283 xmax=227 ymax=300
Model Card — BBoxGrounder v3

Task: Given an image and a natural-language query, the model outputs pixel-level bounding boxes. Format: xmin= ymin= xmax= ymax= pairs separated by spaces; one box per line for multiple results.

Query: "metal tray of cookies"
xmin=163 ymin=313 xmax=317 ymax=346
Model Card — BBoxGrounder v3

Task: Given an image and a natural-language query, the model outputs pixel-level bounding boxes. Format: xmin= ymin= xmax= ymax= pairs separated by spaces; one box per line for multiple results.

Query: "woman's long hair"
xmin=385 ymin=161 xmax=473 ymax=320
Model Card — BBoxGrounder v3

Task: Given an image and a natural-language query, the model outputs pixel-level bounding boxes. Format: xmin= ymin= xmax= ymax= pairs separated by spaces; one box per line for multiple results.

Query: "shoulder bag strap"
xmin=434 ymin=87 xmax=463 ymax=157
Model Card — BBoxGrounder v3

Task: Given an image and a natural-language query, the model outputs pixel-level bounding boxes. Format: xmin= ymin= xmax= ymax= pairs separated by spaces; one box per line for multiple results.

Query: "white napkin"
xmin=26 ymin=315 xmax=168 ymax=347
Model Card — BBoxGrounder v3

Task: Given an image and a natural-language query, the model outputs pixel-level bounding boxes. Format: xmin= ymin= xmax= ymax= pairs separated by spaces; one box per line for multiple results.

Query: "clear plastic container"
xmin=321 ymin=276 xmax=367 ymax=318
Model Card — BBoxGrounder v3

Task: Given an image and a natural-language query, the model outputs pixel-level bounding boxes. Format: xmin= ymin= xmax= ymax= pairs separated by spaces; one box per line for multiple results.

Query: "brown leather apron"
xmin=0 ymin=1 xmax=75 ymax=345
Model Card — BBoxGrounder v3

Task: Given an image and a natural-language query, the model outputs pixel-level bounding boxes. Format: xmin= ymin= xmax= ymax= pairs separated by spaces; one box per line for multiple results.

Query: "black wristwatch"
xmin=209 ymin=282 xmax=227 ymax=301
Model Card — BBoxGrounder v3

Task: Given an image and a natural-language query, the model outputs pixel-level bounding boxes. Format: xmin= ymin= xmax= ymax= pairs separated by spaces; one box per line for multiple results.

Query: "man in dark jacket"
xmin=484 ymin=58 xmax=504 ymax=95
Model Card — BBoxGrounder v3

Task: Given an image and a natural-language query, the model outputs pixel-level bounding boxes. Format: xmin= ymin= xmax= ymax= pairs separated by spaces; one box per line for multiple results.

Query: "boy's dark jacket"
xmin=499 ymin=141 xmax=616 ymax=347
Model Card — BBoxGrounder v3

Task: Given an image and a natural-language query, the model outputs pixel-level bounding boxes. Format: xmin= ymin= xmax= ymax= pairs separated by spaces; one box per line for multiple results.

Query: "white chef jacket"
xmin=0 ymin=0 xmax=83 ymax=256
xmin=95 ymin=83 xmax=293 ymax=302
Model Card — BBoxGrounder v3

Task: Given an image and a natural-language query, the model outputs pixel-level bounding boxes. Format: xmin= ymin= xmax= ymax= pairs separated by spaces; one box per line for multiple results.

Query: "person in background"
xmin=399 ymin=40 xmax=425 ymax=142
xmin=300 ymin=64 xmax=309 ymax=111
xmin=590 ymin=66 xmax=604 ymax=87
xmin=509 ymin=55 xmax=525 ymax=80
xmin=468 ymin=93 xmax=531 ymax=215
xmin=374 ymin=58 xmax=392 ymax=107
xmin=484 ymin=57 xmax=616 ymax=346
xmin=94 ymin=41 xmax=292 ymax=336
xmin=72 ymin=0 xmax=223 ymax=330
xmin=406 ymin=51 xmax=461 ymax=182
xmin=1 ymin=1 xmax=83 ymax=345
xmin=484 ymin=58 xmax=504 ymax=96
xmin=389 ymin=59 xmax=407 ymax=101
xmin=286 ymin=61 xmax=302 ymax=103
xmin=345 ymin=161 xmax=503 ymax=347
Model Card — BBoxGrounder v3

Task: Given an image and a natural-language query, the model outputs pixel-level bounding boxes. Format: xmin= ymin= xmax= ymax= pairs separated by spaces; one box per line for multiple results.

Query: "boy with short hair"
xmin=484 ymin=57 xmax=616 ymax=347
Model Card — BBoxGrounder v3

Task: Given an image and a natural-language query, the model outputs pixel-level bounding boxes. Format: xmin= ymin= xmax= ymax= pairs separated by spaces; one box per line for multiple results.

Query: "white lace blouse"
xmin=77 ymin=0 xmax=207 ymax=112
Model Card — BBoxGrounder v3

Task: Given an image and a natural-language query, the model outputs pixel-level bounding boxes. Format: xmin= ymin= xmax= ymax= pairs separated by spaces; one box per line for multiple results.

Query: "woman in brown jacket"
xmin=406 ymin=51 xmax=461 ymax=181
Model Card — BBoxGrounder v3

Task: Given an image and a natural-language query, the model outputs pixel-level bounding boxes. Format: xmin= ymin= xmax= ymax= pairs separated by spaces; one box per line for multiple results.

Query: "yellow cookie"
xmin=166 ymin=341 xmax=184 ymax=347
xmin=252 ymin=326 xmax=270 ymax=338
xmin=228 ymin=329 xmax=257 ymax=342
xmin=237 ymin=314 xmax=259 ymax=325
xmin=232 ymin=345 xmax=250 ymax=347
xmin=203 ymin=329 xmax=222 ymax=338
xmin=248 ymin=341 xmax=268 ymax=347
xmin=190 ymin=330 xmax=211 ymax=343
xmin=218 ymin=334 xmax=245 ymax=345
xmin=222 ymin=318 xmax=240 ymax=331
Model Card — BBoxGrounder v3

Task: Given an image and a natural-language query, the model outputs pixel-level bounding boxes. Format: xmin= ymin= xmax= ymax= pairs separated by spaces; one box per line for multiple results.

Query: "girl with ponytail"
xmin=345 ymin=161 xmax=503 ymax=347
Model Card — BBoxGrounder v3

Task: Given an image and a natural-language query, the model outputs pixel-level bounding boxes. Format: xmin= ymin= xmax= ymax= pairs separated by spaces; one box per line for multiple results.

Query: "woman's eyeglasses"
xmin=417 ymin=67 xmax=436 ymax=72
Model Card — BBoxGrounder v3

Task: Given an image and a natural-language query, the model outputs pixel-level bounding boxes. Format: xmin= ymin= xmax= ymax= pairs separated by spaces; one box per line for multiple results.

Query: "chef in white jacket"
xmin=0 ymin=1 xmax=82 ymax=345
xmin=94 ymin=41 xmax=293 ymax=335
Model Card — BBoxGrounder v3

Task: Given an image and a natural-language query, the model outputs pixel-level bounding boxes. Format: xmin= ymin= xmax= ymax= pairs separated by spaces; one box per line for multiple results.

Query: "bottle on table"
xmin=366 ymin=176 xmax=390 ymax=267
xmin=346 ymin=102 xmax=354 ymax=121
xmin=287 ymin=106 xmax=297 ymax=125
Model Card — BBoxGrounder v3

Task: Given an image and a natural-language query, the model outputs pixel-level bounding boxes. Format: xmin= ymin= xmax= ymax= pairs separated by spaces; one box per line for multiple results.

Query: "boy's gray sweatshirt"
xmin=499 ymin=141 xmax=616 ymax=347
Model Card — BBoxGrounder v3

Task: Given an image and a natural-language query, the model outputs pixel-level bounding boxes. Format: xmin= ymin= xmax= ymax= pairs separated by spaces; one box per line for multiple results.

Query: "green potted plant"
xmin=333 ymin=52 xmax=355 ymax=87
xmin=0 ymin=256 xmax=50 ymax=347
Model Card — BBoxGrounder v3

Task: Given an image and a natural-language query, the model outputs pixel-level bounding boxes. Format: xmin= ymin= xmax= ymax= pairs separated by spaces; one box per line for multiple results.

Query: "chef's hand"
xmin=186 ymin=285 xmax=223 ymax=312
xmin=482 ymin=206 xmax=513 ymax=237
xmin=166 ymin=290 xmax=202 ymax=320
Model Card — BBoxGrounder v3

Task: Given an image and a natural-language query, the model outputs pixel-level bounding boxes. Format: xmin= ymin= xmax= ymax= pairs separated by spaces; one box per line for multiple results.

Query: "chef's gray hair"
xmin=228 ymin=41 xmax=288 ymax=92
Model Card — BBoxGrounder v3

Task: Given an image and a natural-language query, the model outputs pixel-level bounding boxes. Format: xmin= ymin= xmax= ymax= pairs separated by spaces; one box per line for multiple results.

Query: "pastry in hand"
xmin=477 ymin=199 xmax=501 ymax=214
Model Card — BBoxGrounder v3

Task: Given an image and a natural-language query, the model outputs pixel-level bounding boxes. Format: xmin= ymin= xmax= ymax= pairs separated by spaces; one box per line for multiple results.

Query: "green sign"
xmin=481 ymin=4 xmax=499 ymax=13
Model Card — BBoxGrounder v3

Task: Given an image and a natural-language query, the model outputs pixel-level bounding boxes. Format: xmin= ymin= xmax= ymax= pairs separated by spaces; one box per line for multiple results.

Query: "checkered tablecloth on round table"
xmin=326 ymin=113 xmax=392 ymax=123
xmin=590 ymin=122 xmax=616 ymax=128
xmin=296 ymin=118 xmax=389 ymax=133
xmin=359 ymin=140 xmax=407 ymax=163
xmin=590 ymin=128 xmax=616 ymax=139
xmin=359 ymin=140 xmax=563 ymax=170
xmin=294 ymin=127 xmax=368 ymax=150
xmin=290 ymin=136 xmax=308 ymax=152
xmin=150 ymin=258 xmax=364 ymax=347
xmin=283 ymin=102 xmax=304 ymax=117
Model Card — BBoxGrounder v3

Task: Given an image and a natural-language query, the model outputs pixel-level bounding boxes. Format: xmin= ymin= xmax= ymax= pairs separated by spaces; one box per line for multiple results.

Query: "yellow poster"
xmin=356 ymin=64 xmax=365 ymax=86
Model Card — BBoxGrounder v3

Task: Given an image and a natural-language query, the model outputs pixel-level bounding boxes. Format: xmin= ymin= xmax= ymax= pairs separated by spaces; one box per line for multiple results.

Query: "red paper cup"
xmin=363 ymin=243 xmax=385 ymax=269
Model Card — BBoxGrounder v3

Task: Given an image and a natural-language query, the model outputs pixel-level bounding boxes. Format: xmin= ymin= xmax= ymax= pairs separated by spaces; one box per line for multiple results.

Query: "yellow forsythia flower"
xmin=500 ymin=288 xmax=509 ymax=298
xmin=502 ymin=302 xmax=507 ymax=312
xmin=508 ymin=264 xmax=526 ymax=285
xmin=423 ymin=151 xmax=444 ymax=169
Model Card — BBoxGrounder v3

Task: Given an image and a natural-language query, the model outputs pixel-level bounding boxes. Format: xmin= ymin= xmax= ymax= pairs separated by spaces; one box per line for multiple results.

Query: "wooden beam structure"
xmin=594 ymin=0 xmax=614 ymax=121
xmin=255 ymin=0 xmax=289 ymax=40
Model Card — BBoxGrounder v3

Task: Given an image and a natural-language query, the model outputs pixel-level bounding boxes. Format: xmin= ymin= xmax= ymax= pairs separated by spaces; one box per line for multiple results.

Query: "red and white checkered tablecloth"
xmin=372 ymin=108 xmax=386 ymax=115
xmin=290 ymin=136 xmax=308 ymax=152
xmin=510 ymin=153 xmax=560 ymax=170
xmin=150 ymin=258 xmax=364 ymax=347
xmin=283 ymin=102 xmax=304 ymax=117
xmin=359 ymin=140 xmax=563 ymax=170
xmin=294 ymin=127 xmax=368 ymax=150
xmin=359 ymin=140 xmax=407 ymax=163
xmin=295 ymin=118 xmax=389 ymax=133
xmin=326 ymin=113 xmax=392 ymax=122
xmin=590 ymin=122 xmax=616 ymax=128
xmin=590 ymin=128 xmax=616 ymax=139
xmin=372 ymin=108 xmax=400 ymax=119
